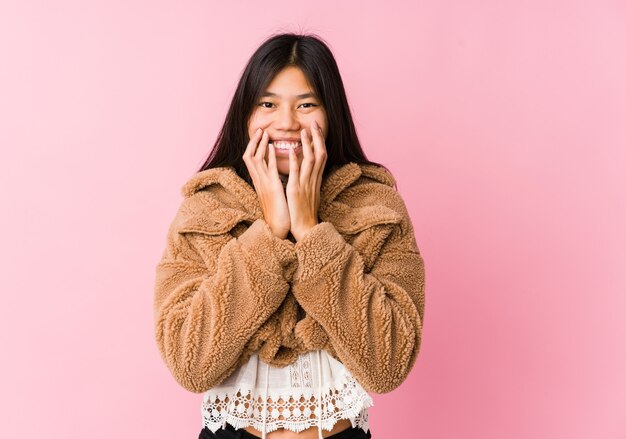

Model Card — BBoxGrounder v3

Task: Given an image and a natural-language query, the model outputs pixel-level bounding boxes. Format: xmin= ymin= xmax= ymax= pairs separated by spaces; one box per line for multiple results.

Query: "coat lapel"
xmin=176 ymin=162 xmax=402 ymax=236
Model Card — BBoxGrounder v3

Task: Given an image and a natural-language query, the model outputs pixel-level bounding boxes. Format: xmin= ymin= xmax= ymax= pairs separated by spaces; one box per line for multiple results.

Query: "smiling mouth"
xmin=269 ymin=140 xmax=302 ymax=150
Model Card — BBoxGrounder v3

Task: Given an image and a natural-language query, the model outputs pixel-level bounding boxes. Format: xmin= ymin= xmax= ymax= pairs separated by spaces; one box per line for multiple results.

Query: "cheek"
xmin=248 ymin=112 xmax=265 ymax=133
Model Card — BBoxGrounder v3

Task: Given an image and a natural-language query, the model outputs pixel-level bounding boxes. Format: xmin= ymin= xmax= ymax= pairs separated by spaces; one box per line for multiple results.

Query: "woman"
xmin=154 ymin=33 xmax=426 ymax=439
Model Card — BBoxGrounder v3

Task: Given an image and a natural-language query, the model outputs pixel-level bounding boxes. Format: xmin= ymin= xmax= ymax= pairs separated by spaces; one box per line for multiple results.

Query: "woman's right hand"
xmin=243 ymin=128 xmax=291 ymax=239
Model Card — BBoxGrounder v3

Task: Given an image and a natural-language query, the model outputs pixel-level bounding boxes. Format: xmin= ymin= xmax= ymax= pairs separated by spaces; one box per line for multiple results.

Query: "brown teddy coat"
xmin=154 ymin=162 xmax=425 ymax=394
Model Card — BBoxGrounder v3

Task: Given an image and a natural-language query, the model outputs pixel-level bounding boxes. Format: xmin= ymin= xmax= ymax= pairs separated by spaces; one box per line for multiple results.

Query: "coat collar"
xmin=177 ymin=162 xmax=402 ymax=235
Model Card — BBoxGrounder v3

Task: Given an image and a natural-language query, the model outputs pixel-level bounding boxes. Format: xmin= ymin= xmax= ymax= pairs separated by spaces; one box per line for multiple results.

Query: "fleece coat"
xmin=154 ymin=162 xmax=425 ymax=395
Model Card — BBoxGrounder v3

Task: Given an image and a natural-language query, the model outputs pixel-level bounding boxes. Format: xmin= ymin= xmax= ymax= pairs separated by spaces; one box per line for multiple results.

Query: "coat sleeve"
xmin=153 ymin=217 xmax=296 ymax=393
xmin=290 ymin=200 xmax=425 ymax=394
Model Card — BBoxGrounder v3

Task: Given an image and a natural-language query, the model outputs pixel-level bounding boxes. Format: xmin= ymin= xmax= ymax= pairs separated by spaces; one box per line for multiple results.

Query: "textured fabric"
xmin=200 ymin=350 xmax=372 ymax=437
xmin=153 ymin=161 xmax=426 ymax=396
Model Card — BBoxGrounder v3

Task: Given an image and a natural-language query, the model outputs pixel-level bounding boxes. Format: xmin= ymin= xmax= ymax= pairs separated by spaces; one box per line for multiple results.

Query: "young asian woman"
xmin=154 ymin=32 xmax=426 ymax=439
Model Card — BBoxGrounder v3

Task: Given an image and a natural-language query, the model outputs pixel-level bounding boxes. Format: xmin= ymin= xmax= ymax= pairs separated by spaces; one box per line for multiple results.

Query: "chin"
xmin=275 ymin=156 xmax=303 ymax=177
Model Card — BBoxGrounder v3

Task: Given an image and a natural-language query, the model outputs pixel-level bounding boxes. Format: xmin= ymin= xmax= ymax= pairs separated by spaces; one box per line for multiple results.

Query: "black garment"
xmin=198 ymin=422 xmax=372 ymax=439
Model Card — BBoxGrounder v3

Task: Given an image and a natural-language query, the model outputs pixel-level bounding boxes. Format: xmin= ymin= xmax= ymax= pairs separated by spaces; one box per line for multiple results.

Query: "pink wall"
xmin=1 ymin=1 xmax=625 ymax=438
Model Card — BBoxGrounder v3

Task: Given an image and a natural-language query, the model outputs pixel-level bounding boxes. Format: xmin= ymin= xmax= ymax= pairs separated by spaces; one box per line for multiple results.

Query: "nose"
xmin=274 ymin=106 xmax=300 ymax=131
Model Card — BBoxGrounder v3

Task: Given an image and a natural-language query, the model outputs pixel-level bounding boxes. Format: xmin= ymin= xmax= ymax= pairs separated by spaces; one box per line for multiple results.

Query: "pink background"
xmin=1 ymin=1 xmax=625 ymax=438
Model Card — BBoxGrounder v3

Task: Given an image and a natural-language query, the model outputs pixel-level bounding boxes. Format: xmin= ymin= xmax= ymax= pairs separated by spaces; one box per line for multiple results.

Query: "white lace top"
xmin=201 ymin=349 xmax=374 ymax=439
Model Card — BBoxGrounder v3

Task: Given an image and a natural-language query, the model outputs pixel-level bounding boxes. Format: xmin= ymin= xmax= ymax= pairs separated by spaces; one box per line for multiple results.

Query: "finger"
xmin=310 ymin=121 xmax=327 ymax=178
xmin=243 ymin=127 xmax=263 ymax=161
xmin=288 ymin=144 xmax=299 ymax=188
xmin=267 ymin=142 xmax=278 ymax=176
xmin=311 ymin=121 xmax=327 ymax=170
xmin=243 ymin=128 xmax=264 ymax=182
xmin=314 ymin=164 xmax=324 ymax=214
xmin=299 ymin=127 xmax=314 ymax=185
xmin=255 ymin=129 xmax=270 ymax=174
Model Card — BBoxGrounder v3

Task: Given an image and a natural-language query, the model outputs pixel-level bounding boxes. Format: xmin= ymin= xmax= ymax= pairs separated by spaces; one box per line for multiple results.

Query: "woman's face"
xmin=247 ymin=66 xmax=328 ymax=177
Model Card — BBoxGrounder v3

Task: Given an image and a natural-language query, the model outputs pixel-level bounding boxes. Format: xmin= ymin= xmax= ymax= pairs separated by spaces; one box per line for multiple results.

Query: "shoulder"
xmin=180 ymin=166 xmax=236 ymax=198
xmin=340 ymin=163 xmax=407 ymax=215
xmin=320 ymin=163 xmax=413 ymax=236
xmin=357 ymin=163 xmax=397 ymax=187
xmin=171 ymin=167 xmax=259 ymax=236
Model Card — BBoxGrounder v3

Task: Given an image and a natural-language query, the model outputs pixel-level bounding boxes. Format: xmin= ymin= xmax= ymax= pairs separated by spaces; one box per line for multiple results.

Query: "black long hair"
xmin=197 ymin=32 xmax=390 ymax=186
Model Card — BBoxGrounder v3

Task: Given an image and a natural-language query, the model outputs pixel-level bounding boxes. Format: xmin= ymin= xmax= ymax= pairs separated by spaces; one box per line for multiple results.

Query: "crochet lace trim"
xmin=201 ymin=373 xmax=373 ymax=434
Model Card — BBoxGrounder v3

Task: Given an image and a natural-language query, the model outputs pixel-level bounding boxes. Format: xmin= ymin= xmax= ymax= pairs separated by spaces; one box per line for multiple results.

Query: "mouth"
xmin=269 ymin=140 xmax=302 ymax=156
xmin=268 ymin=140 xmax=302 ymax=150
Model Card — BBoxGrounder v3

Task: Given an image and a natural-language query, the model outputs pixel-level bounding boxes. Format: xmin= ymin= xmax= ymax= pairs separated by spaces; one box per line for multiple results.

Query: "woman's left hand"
xmin=286 ymin=119 xmax=328 ymax=242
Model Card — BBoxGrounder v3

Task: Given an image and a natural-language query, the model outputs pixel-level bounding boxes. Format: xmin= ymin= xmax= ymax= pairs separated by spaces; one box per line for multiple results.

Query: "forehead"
xmin=263 ymin=66 xmax=317 ymax=98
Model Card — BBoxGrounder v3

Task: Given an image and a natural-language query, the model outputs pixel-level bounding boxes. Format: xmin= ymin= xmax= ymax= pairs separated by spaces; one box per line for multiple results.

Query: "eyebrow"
xmin=261 ymin=91 xmax=317 ymax=99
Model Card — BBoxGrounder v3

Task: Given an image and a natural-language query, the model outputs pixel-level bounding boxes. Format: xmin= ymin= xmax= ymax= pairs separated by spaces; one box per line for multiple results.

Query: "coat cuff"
xmin=294 ymin=222 xmax=346 ymax=281
xmin=237 ymin=218 xmax=297 ymax=280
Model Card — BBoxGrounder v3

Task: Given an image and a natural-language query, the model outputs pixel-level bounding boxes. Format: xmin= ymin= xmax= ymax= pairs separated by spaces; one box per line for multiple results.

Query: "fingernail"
xmin=312 ymin=120 xmax=318 ymax=129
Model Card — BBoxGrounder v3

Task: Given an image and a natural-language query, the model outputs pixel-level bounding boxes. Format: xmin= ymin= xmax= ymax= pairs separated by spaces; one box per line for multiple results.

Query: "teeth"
xmin=270 ymin=141 xmax=301 ymax=150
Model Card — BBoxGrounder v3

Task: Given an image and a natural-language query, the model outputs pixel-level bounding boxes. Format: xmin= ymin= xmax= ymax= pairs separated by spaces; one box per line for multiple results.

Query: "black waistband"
xmin=221 ymin=422 xmax=371 ymax=439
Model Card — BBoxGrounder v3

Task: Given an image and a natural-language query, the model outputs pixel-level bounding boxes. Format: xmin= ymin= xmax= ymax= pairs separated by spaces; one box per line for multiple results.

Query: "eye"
xmin=257 ymin=102 xmax=318 ymax=109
